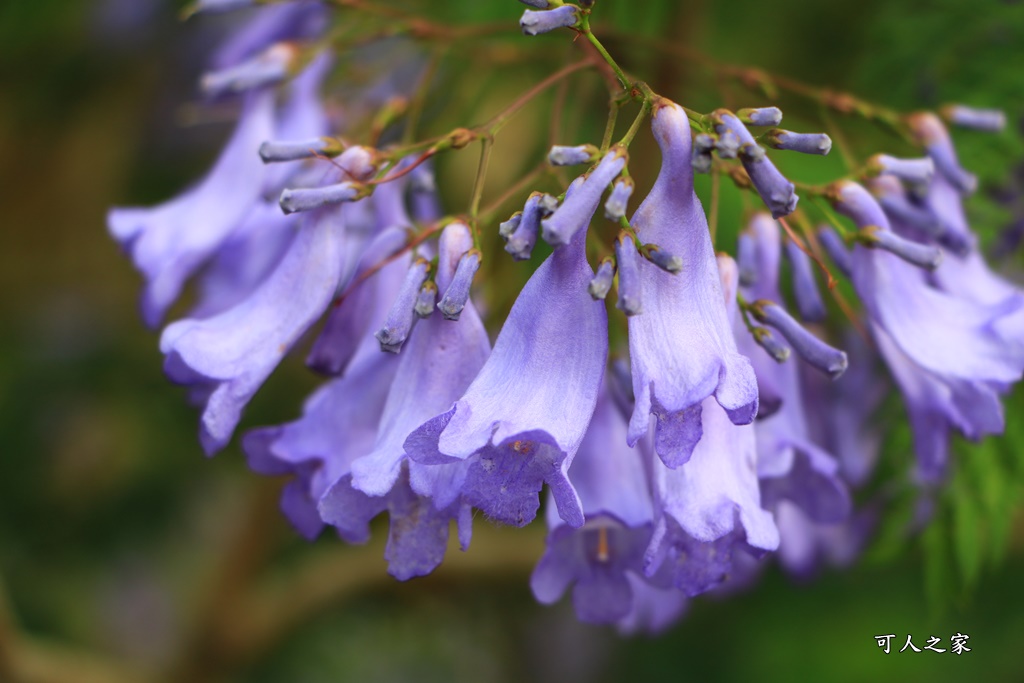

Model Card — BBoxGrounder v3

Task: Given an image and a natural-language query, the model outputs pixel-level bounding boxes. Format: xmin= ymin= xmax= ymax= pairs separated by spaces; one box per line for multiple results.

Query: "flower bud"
xmin=437 ymin=249 xmax=482 ymax=320
xmin=548 ymin=144 xmax=599 ymax=166
xmin=738 ymin=106 xmax=783 ymax=127
xmin=201 ymin=42 xmax=295 ymax=96
xmin=604 ymin=178 xmax=634 ymax=220
xmin=588 ymin=258 xmax=616 ymax=300
xmin=520 ymin=5 xmax=579 ymax=36
xmin=941 ymin=104 xmax=1006 ymax=133
xmin=614 ymin=235 xmax=642 ymax=316
xmin=376 ymin=259 xmax=429 ymax=353
xmin=764 ymin=130 xmax=832 ymax=155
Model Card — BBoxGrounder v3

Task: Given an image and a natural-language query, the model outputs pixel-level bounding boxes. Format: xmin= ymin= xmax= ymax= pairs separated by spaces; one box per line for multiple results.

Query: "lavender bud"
xmin=437 ymin=249 xmax=482 ymax=320
xmin=752 ymin=301 xmax=847 ymax=378
xmin=518 ymin=0 xmax=551 ymax=7
xmin=691 ymin=149 xmax=713 ymax=174
xmin=499 ymin=212 xmax=522 ymax=239
xmin=784 ymin=240 xmax=826 ymax=322
xmin=860 ymin=227 xmax=943 ymax=270
xmin=506 ymin=215 xmax=540 ymax=261
xmin=694 ymin=133 xmax=716 ymax=154
xmin=909 ymin=112 xmax=977 ymax=194
xmin=753 ymin=327 xmax=791 ymax=362
xmin=506 ymin=194 xmax=545 ymax=260
xmin=191 ymin=0 xmax=254 ymax=14
xmin=614 ymin=235 xmax=642 ymax=316
xmin=869 ymin=154 xmax=934 ymax=186
xmin=335 ymin=146 xmax=378 ymax=181
xmin=588 ymin=258 xmax=616 ymax=300
xmin=520 ymin=5 xmax=578 ymax=36
xmin=376 ymin=260 xmax=429 ymax=353
xmin=538 ymin=193 xmax=559 ymax=216
xmin=279 ymin=181 xmax=362 ymax=214
xmin=738 ymin=107 xmax=783 ymax=127
xmin=816 ymin=226 xmax=852 ymax=277
xmin=942 ymin=104 xmax=1006 ymax=133
xmin=414 ymin=281 xmax=438 ymax=318
xmin=715 ymin=131 xmax=740 ymax=159
xmin=716 ymin=111 xmax=798 ymax=218
xmin=201 ymin=43 xmax=295 ymax=96
xmin=765 ymin=130 xmax=832 ymax=155
xmin=737 ymin=232 xmax=758 ymax=287
xmin=548 ymin=144 xmax=599 ymax=166
xmin=604 ymin=178 xmax=634 ymax=220
xmin=867 ymin=175 xmax=943 ymax=238
xmin=644 ymin=244 xmax=682 ymax=274
xmin=259 ymin=137 xmax=339 ymax=163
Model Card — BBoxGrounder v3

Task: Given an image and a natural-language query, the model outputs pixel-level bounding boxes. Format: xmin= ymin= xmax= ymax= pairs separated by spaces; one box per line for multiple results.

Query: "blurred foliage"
xmin=2 ymin=0 xmax=1024 ymax=681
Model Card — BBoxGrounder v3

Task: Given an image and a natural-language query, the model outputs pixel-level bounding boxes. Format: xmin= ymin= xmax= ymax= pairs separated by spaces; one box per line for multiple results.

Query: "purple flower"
xmin=734 ymin=216 xmax=850 ymax=523
xmin=160 ymin=202 xmax=355 ymax=455
xmin=209 ymin=1 xmax=326 ymax=71
xmin=529 ymin=388 xmax=655 ymax=625
xmin=542 ymin=150 xmax=627 ymax=246
xmin=108 ymin=91 xmax=276 ymax=327
xmin=626 ymin=101 xmax=758 ymax=468
xmin=316 ymin=224 xmax=488 ymax=580
xmin=643 ymin=255 xmax=779 ymax=596
xmin=348 ymin=222 xmax=491 ymax=500
xmin=614 ymin=576 xmax=688 ymax=635
xmin=837 ymin=182 xmax=1024 ymax=479
xmin=909 ymin=112 xmax=977 ymax=194
xmin=305 ymin=179 xmax=419 ymax=375
xmin=189 ymin=200 xmax=297 ymax=318
xmin=243 ymin=349 xmax=398 ymax=539
xmin=405 ymin=214 xmax=608 ymax=529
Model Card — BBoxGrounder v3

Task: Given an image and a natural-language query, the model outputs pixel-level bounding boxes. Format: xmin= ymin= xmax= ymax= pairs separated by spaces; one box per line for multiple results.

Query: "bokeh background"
xmin=2 ymin=0 xmax=1024 ymax=681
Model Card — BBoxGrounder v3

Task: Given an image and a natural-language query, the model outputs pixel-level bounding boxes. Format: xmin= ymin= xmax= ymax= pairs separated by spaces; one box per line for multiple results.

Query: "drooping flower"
xmin=734 ymin=215 xmax=851 ymax=525
xmin=108 ymin=91 xmax=275 ymax=327
xmin=626 ymin=100 xmax=759 ymax=468
xmin=530 ymin=387 xmax=655 ymax=624
xmin=405 ymin=199 xmax=608 ymax=529
xmin=835 ymin=180 xmax=1024 ymax=480
xmin=161 ymin=197 xmax=356 ymax=455
xmin=643 ymin=255 xmax=779 ymax=596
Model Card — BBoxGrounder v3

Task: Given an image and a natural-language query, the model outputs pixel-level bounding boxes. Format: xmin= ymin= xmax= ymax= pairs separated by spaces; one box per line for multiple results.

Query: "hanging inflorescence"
xmin=108 ymin=0 xmax=1021 ymax=632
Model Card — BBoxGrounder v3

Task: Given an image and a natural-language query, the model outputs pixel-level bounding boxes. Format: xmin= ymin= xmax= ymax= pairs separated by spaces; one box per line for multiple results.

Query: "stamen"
xmin=596 ymin=527 xmax=611 ymax=564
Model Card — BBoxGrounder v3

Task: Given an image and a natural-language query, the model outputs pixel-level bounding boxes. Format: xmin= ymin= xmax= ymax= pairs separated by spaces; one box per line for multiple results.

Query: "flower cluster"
xmin=109 ymin=0 xmax=1019 ymax=632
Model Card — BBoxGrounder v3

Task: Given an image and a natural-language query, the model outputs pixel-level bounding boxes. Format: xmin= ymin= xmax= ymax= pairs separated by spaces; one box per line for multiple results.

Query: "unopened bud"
xmin=738 ymin=107 xmax=783 ymax=127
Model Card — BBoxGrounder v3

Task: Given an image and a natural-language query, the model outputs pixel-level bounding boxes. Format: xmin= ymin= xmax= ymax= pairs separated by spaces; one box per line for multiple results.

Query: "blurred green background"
xmin=2 ymin=0 xmax=1024 ymax=681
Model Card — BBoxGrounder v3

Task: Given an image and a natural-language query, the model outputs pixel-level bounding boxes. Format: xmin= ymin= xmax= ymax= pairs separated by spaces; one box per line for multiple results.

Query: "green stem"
xmin=469 ymin=137 xmax=494 ymax=248
xmin=600 ymin=98 xmax=622 ymax=152
xmin=618 ymin=99 xmax=652 ymax=147
xmin=581 ymin=18 xmax=629 ymax=92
